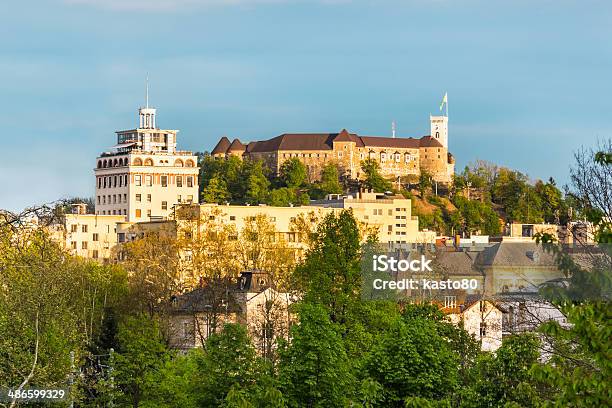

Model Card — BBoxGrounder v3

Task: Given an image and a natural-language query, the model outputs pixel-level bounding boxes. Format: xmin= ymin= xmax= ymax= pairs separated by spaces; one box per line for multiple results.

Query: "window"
xmin=230 ymin=215 xmax=236 ymax=221
xmin=81 ymin=225 xmax=88 ymax=233
xmin=97 ymin=196 xmax=101 ymax=204
xmin=388 ymin=209 xmax=393 ymax=215
xmin=92 ymin=250 xmax=98 ymax=259
xmin=147 ymin=194 xmax=151 ymax=202
xmin=124 ymin=175 xmax=128 ymax=185
xmin=187 ymin=176 xmax=193 ymax=187
xmin=123 ymin=194 xmax=127 ymax=203
xmin=98 ymin=178 xmax=102 ymax=188
xmin=136 ymin=194 xmax=141 ymax=202
xmin=479 ymin=322 xmax=487 ymax=337
xmin=380 ymin=153 xmax=386 ymax=162
xmin=135 ymin=209 xmax=142 ymax=218
xmin=183 ymin=321 xmax=192 ymax=338
xmin=93 ymin=233 xmax=99 ymax=241
xmin=82 ymin=241 xmax=88 ymax=250
xmin=287 ymin=232 xmax=296 ymax=242
xmin=187 ymin=195 xmax=193 ymax=203
xmin=373 ymin=209 xmax=382 ymax=215
xmin=71 ymin=241 xmax=77 ymax=249
xmin=147 ymin=209 xmax=151 ymax=217
xmin=145 ymin=175 xmax=152 ymax=186
xmin=71 ymin=224 xmax=78 ymax=233
xmin=177 ymin=195 xmax=182 ymax=203
xmin=113 ymin=176 xmax=117 ymax=187
xmin=444 ymin=296 xmax=457 ymax=309
xmin=118 ymin=233 xmax=126 ymax=243
xmin=176 ymin=176 xmax=183 ymax=187
xmin=161 ymin=175 xmax=168 ymax=187
xmin=135 ymin=175 xmax=142 ymax=186
xmin=162 ymin=201 xmax=167 ymax=210
xmin=395 ymin=153 xmax=400 ymax=162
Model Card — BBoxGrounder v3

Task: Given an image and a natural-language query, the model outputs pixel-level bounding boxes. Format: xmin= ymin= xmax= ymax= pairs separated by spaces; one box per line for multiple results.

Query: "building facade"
xmin=94 ymin=104 xmax=199 ymax=222
xmin=211 ymin=115 xmax=455 ymax=183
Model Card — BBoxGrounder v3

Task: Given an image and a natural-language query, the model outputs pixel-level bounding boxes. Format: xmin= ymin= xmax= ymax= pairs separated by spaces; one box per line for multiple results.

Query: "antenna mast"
xmin=392 ymin=121 xmax=396 ymax=138
xmin=145 ymin=76 xmax=149 ymax=108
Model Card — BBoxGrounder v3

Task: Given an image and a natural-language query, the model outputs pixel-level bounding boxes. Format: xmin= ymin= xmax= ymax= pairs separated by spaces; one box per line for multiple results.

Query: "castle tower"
xmin=430 ymin=115 xmax=448 ymax=148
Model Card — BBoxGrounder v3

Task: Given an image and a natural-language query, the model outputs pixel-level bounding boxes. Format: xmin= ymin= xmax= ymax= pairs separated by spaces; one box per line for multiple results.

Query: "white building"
xmin=94 ymin=101 xmax=199 ymax=222
xmin=449 ymin=298 xmax=504 ymax=352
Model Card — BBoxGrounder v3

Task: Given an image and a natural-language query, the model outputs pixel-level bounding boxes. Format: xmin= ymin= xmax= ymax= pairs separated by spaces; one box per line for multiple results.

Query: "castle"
xmin=211 ymin=115 xmax=455 ymax=183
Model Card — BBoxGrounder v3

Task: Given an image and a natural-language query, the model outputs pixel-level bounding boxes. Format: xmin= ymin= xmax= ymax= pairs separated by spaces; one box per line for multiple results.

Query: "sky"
xmin=0 ymin=0 xmax=610 ymax=211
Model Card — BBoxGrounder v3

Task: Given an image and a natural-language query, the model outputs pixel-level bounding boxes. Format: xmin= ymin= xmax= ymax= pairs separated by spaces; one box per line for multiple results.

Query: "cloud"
xmin=62 ymin=0 xmax=325 ymax=12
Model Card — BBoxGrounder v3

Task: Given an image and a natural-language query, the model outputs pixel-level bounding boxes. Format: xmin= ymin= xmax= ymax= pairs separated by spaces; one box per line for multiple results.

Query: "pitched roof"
xmin=476 ymin=242 xmax=557 ymax=267
xmin=419 ymin=136 xmax=444 ymax=148
xmin=248 ymin=133 xmax=336 ymax=152
xmin=360 ymin=136 xmax=421 ymax=149
xmin=211 ymin=136 xmax=231 ymax=155
xmin=334 ymin=129 xmax=354 ymax=142
xmin=434 ymin=250 xmax=482 ymax=276
xmin=228 ymin=138 xmax=246 ymax=152
xmin=213 ymin=130 xmax=445 ymax=153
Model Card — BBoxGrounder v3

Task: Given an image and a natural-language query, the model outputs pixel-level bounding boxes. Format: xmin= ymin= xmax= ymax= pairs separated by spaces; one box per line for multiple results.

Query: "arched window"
xmin=113 ymin=159 xmax=118 ymax=167
xmin=185 ymin=159 xmax=195 ymax=167
xmin=97 ymin=160 xmax=102 ymax=168
xmin=144 ymin=158 xmax=154 ymax=166
xmin=394 ymin=152 xmax=401 ymax=162
xmin=133 ymin=158 xmax=143 ymax=166
xmin=380 ymin=152 xmax=386 ymax=162
xmin=404 ymin=153 xmax=411 ymax=162
xmin=174 ymin=159 xmax=184 ymax=167
xmin=369 ymin=150 xmax=376 ymax=160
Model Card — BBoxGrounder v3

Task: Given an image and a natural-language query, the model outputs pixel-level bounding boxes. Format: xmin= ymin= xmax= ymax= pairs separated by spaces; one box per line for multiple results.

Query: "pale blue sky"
xmin=1 ymin=0 xmax=610 ymax=211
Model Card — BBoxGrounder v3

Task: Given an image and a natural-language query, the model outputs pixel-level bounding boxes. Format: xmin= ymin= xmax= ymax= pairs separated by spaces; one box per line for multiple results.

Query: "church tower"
xmin=430 ymin=115 xmax=448 ymax=148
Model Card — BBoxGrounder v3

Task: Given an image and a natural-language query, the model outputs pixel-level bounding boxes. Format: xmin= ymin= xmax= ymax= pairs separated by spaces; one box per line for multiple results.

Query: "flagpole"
xmin=446 ymin=92 xmax=448 ymax=118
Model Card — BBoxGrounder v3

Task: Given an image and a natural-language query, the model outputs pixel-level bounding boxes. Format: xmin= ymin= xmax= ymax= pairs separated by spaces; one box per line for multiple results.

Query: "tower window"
xmin=187 ymin=176 xmax=193 ymax=187
xmin=135 ymin=175 xmax=142 ymax=186
xmin=161 ymin=175 xmax=168 ymax=187
xmin=162 ymin=201 xmax=168 ymax=210
xmin=177 ymin=176 xmax=183 ymax=187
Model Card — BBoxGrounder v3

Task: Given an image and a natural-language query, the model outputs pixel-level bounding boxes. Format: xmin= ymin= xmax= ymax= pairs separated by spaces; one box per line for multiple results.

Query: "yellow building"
xmin=62 ymin=209 xmax=125 ymax=261
xmin=211 ymin=115 xmax=454 ymax=184
xmin=94 ymin=101 xmax=199 ymax=221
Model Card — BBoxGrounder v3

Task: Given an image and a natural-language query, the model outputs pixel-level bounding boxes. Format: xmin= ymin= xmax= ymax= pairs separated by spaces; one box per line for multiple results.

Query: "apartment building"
xmin=63 ymin=210 xmax=124 ymax=260
xmin=94 ymin=101 xmax=199 ymax=221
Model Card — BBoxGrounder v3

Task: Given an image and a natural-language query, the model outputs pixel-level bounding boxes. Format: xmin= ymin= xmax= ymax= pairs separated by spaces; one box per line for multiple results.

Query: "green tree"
xmin=361 ymin=159 xmax=392 ymax=192
xmin=195 ymin=323 xmax=265 ymax=407
xmin=365 ymin=317 xmax=459 ymax=406
xmin=245 ymin=160 xmax=271 ymax=204
xmin=319 ymin=163 xmax=342 ymax=195
xmin=278 ymin=303 xmax=355 ymax=407
xmin=114 ymin=315 xmax=170 ymax=408
xmin=419 ymin=170 xmax=433 ymax=198
xmin=466 ymin=334 xmax=543 ymax=407
xmin=294 ymin=210 xmax=362 ymax=326
xmin=202 ymin=176 xmax=230 ymax=204
xmin=140 ymin=351 xmax=199 ymax=408
xmin=279 ymin=158 xmax=308 ymax=189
